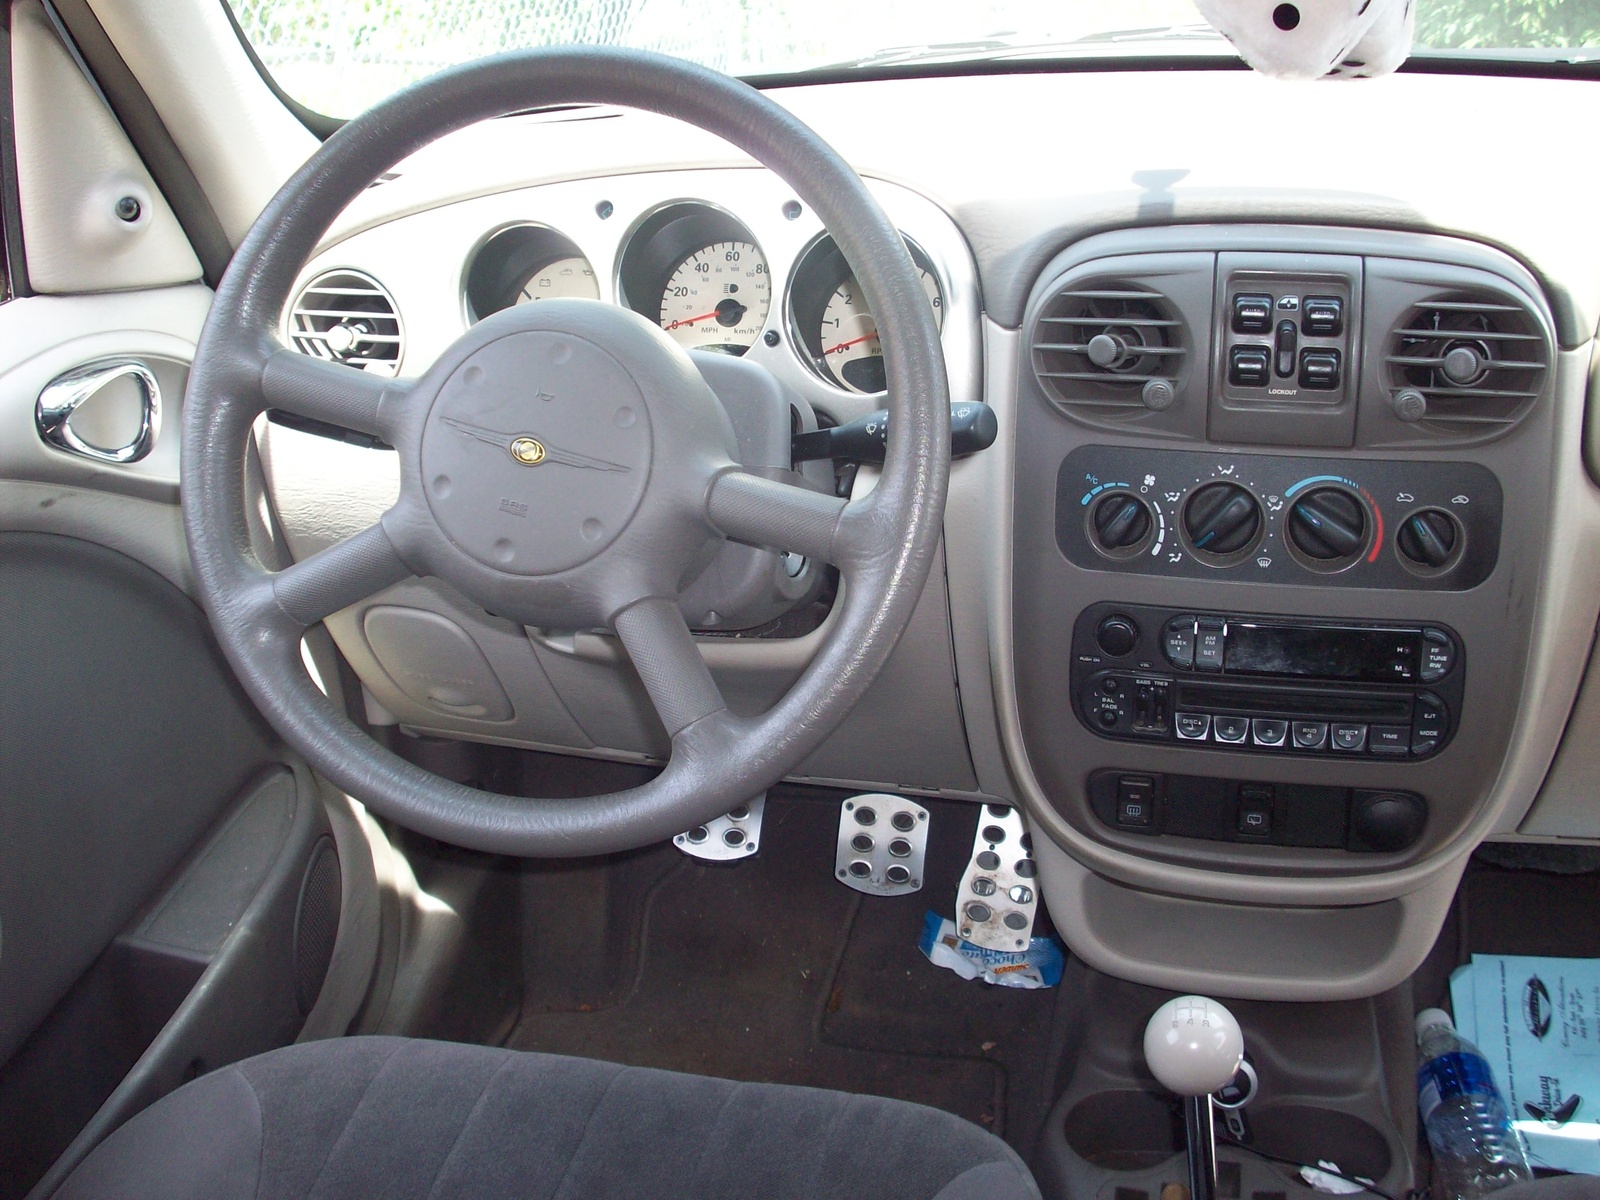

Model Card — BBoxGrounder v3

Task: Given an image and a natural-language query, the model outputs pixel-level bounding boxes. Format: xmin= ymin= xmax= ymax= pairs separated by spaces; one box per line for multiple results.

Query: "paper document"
xmin=1449 ymin=954 xmax=1600 ymax=1175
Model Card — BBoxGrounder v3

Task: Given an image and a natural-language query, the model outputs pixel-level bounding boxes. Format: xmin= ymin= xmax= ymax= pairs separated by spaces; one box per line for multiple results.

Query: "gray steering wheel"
xmin=183 ymin=48 xmax=950 ymax=856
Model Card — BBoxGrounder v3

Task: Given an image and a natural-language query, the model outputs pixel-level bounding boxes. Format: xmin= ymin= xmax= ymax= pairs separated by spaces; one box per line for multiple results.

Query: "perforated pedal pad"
xmin=956 ymin=805 xmax=1038 ymax=950
xmin=835 ymin=794 xmax=928 ymax=895
xmin=674 ymin=794 xmax=764 ymax=861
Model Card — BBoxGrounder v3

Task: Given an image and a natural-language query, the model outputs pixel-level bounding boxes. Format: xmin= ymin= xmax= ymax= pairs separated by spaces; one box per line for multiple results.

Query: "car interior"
xmin=4 ymin=0 xmax=1600 ymax=1196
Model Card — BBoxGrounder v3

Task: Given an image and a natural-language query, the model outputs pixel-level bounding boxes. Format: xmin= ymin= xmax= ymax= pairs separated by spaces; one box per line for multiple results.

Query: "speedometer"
xmin=658 ymin=240 xmax=771 ymax=355
xmin=819 ymin=268 xmax=943 ymax=394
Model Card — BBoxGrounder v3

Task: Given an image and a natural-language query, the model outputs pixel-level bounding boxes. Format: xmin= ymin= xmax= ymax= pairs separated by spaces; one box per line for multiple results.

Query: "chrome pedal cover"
xmin=674 ymin=794 xmax=764 ymax=861
xmin=956 ymin=805 xmax=1038 ymax=950
xmin=835 ymin=794 xmax=929 ymax=895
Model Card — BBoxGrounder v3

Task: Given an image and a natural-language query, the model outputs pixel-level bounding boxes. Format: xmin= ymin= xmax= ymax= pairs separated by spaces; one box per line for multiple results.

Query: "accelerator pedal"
xmin=674 ymin=794 xmax=764 ymax=861
xmin=835 ymin=793 xmax=929 ymax=896
xmin=956 ymin=805 xmax=1038 ymax=950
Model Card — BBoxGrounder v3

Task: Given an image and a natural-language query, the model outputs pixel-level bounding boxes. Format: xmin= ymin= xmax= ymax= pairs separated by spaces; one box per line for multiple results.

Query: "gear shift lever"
xmin=1144 ymin=996 xmax=1245 ymax=1200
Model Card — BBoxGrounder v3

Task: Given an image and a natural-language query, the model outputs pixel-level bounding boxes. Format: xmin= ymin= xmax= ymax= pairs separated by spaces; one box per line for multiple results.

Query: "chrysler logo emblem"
xmin=509 ymin=436 xmax=546 ymax=465
xmin=440 ymin=416 xmax=630 ymax=473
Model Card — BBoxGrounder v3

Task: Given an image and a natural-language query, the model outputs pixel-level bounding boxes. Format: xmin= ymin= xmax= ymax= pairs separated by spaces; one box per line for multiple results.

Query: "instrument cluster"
xmin=461 ymin=194 xmax=946 ymax=398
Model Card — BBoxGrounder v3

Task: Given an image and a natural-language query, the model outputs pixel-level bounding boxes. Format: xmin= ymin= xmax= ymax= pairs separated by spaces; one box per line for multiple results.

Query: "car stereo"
xmin=1070 ymin=602 xmax=1463 ymax=760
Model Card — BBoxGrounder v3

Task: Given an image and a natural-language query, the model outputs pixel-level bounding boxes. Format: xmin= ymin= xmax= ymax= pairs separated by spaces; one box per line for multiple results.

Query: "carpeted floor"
xmin=505 ymin=788 xmax=1068 ymax=1154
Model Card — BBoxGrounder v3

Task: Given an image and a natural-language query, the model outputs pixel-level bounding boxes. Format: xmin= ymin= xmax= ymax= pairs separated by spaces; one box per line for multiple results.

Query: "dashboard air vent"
xmin=1384 ymin=293 xmax=1547 ymax=436
xmin=288 ymin=270 xmax=403 ymax=377
xmin=1032 ymin=283 xmax=1185 ymax=410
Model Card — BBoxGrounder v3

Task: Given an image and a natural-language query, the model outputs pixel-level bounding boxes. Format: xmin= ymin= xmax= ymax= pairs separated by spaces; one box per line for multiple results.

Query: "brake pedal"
xmin=956 ymin=805 xmax=1038 ymax=950
xmin=674 ymin=794 xmax=764 ymax=861
xmin=836 ymin=794 xmax=928 ymax=895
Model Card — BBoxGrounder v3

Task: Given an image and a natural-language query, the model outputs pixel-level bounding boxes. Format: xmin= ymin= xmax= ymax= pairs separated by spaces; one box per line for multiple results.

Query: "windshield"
xmin=227 ymin=0 xmax=1600 ymax=119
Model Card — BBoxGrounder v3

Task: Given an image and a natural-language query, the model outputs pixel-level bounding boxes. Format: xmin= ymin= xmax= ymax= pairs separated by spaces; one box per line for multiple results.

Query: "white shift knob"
xmin=1143 ymin=995 xmax=1245 ymax=1097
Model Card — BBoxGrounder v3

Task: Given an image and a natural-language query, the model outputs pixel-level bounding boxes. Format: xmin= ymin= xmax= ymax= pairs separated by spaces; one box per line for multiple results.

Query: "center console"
xmin=1004 ymin=224 xmax=1560 ymax=998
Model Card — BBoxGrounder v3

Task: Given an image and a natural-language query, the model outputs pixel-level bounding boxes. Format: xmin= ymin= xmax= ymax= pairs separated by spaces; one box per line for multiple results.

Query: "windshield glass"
xmin=227 ymin=0 xmax=1600 ymax=119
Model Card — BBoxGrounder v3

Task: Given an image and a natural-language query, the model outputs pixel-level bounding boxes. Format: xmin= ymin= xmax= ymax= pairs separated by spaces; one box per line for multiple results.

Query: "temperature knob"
xmin=1287 ymin=487 xmax=1367 ymax=561
xmin=1183 ymin=482 xmax=1261 ymax=556
xmin=1397 ymin=509 xmax=1459 ymax=569
xmin=1090 ymin=493 xmax=1152 ymax=552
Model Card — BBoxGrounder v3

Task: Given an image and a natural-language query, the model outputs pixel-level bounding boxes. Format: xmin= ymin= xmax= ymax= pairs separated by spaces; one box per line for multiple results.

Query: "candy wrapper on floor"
xmin=919 ymin=911 xmax=1065 ymax=989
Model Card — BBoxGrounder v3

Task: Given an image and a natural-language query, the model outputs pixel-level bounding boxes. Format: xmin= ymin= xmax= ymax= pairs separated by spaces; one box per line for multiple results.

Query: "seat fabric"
xmin=57 ymin=1036 xmax=1039 ymax=1200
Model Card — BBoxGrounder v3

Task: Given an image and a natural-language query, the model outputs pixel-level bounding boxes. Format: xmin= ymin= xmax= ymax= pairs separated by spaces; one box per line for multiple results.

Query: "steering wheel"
xmin=183 ymin=49 xmax=950 ymax=857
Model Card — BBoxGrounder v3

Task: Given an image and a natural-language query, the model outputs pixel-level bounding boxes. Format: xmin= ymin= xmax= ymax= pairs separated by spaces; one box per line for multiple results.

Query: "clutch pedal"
xmin=955 ymin=805 xmax=1038 ymax=950
xmin=835 ymin=794 xmax=928 ymax=895
xmin=674 ymin=794 xmax=764 ymax=861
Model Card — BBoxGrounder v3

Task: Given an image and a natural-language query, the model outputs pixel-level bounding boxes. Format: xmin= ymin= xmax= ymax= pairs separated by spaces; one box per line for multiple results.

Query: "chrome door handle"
xmin=36 ymin=359 xmax=162 ymax=464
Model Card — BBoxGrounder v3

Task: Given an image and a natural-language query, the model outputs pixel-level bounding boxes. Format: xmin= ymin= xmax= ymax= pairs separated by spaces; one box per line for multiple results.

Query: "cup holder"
xmin=1247 ymin=1105 xmax=1392 ymax=1182
xmin=1063 ymin=1090 xmax=1184 ymax=1171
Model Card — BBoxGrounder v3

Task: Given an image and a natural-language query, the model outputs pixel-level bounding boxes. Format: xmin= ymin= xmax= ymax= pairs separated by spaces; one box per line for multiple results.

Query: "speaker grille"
xmin=294 ymin=836 xmax=342 ymax=1015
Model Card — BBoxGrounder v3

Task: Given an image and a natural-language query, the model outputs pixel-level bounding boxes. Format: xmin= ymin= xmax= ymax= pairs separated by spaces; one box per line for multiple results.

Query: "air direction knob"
xmin=1287 ymin=487 xmax=1367 ymax=561
xmin=1091 ymin=493 xmax=1152 ymax=552
xmin=1183 ymin=482 xmax=1260 ymax=557
xmin=1397 ymin=509 xmax=1459 ymax=569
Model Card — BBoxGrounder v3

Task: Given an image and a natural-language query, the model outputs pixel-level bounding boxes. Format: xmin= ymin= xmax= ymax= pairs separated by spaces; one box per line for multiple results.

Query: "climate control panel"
xmin=1057 ymin=444 xmax=1502 ymax=590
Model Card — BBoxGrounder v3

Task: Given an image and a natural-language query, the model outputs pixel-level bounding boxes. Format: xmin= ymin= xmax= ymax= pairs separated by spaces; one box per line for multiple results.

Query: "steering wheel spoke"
xmin=265 ymin=521 xmax=411 ymax=629
xmin=613 ymin=596 xmax=727 ymax=739
xmin=706 ymin=470 xmax=860 ymax=568
xmin=260 ymin=348 xmax=411 ymax=446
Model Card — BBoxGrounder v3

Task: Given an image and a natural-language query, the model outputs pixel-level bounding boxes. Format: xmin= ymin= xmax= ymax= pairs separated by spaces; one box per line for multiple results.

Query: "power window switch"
xmin=1229 ymin=346 xmax=1271 ymax=387
xmin=1302 ymin=296 xmax=1344 ymax=337
xmin=1299 ymin=349 xmax=1341 ymax=390
xmin=1115 ymin=775 xmax=1157 ymax=829
xmin=1232 ymin=294 xmax=1274 ymax=333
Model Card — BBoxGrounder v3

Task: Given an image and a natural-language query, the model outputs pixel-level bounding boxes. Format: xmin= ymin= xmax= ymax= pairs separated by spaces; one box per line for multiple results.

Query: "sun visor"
xmin=1195 ymin=0 xmax=1416 ymax=80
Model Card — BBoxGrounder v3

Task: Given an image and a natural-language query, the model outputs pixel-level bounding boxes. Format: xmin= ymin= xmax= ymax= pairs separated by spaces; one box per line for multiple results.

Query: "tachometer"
xmin=818 ymin=267 xmax=943 ymax=394
xmin=513 ymin=255 xmax=599 ymax=303
xmin=658 ymin=240 xmax=771 ymax=355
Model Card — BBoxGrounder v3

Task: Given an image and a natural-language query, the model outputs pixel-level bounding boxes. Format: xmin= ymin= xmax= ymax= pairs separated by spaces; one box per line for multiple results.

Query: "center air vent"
xmin=1032 ymin=281 xmax=1190 ymax=428
xmin=1384 ymin=292 xmax=1547 ymax=437
xmin=288 ymin=270 xmax=403 ymax=377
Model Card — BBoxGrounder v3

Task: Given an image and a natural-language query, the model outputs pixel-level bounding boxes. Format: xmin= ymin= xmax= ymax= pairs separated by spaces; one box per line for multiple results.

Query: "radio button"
xmin=1195 ymin=620 xmax=1226 ymax=671
xmin=1420 ymin=629 xmax=1456 ymax=681
xmin=1331 ymin=723 xmax=1368 ymax=752
xmin=1368 ymin=726 xmax=1411 ymax=756
xmin=1251 ymin=719 xmax=1289 ymax=748
xmin=1175 ymin=712 xmax=1212 ymax=741
xmin=1163 ymin=618 xmax=1197 ymax=669
xmin=1412 ymin=693 xmax=1448 ymax=756
xmin=1213 ymin=716 xmax=1250 ymax=744
xmin=1291 ymin=721 xmax=1330 ymax=750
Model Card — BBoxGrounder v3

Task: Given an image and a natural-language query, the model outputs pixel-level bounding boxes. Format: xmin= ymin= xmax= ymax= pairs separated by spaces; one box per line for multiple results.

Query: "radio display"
xmin=1224 ymin=623 xmax=1419 ymax=683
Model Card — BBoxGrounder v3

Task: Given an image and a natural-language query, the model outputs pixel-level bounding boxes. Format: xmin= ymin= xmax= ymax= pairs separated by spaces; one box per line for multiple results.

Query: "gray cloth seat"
xmin=57 ymin=1036 xmax=1040 ymax=1200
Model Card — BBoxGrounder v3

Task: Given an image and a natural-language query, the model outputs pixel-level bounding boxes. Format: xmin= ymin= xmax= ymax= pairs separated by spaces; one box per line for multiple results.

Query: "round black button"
xmin=1096 ymin=616 xmax=1140 ymax=657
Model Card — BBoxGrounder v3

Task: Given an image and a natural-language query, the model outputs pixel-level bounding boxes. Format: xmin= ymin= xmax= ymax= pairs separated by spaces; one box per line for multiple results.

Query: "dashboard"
xmin=257 ymin=67 xmax=1600 ymax=1003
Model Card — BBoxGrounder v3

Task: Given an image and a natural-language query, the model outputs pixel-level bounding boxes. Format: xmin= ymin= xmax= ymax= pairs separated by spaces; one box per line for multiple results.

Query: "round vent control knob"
xmin=1183 ymin=482 xmax=1261 ymax=556
xmin=1090 ymin=493 xmax=1152 ymax=551
xmin=1391 ymin=388 xmax=1428 ymax=423
xmin=1086 ymin=333 xmax=1122 ymax=368
xmin=1397 ymin=510 xmax=1459 ymax=569
xmin=1442 ymin=345 xmax=1484 ymax=385
xmin=1141 ymin=379 xmax=1176 ymax=411
xmin=1287 ymin=487 xmax=1367 ymax=561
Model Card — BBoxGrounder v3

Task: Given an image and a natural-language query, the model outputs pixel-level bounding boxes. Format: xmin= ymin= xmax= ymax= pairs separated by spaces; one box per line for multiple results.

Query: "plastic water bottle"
xmin=1416 ymin=1008 xmax=1534 ymax=1200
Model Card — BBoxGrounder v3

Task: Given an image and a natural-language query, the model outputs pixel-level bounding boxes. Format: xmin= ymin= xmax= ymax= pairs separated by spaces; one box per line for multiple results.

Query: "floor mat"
xmin=507 ymin=789 xmax=1065 ymax=1151
xmin=1412 ymin=851 xmax=1600 ymax=1011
